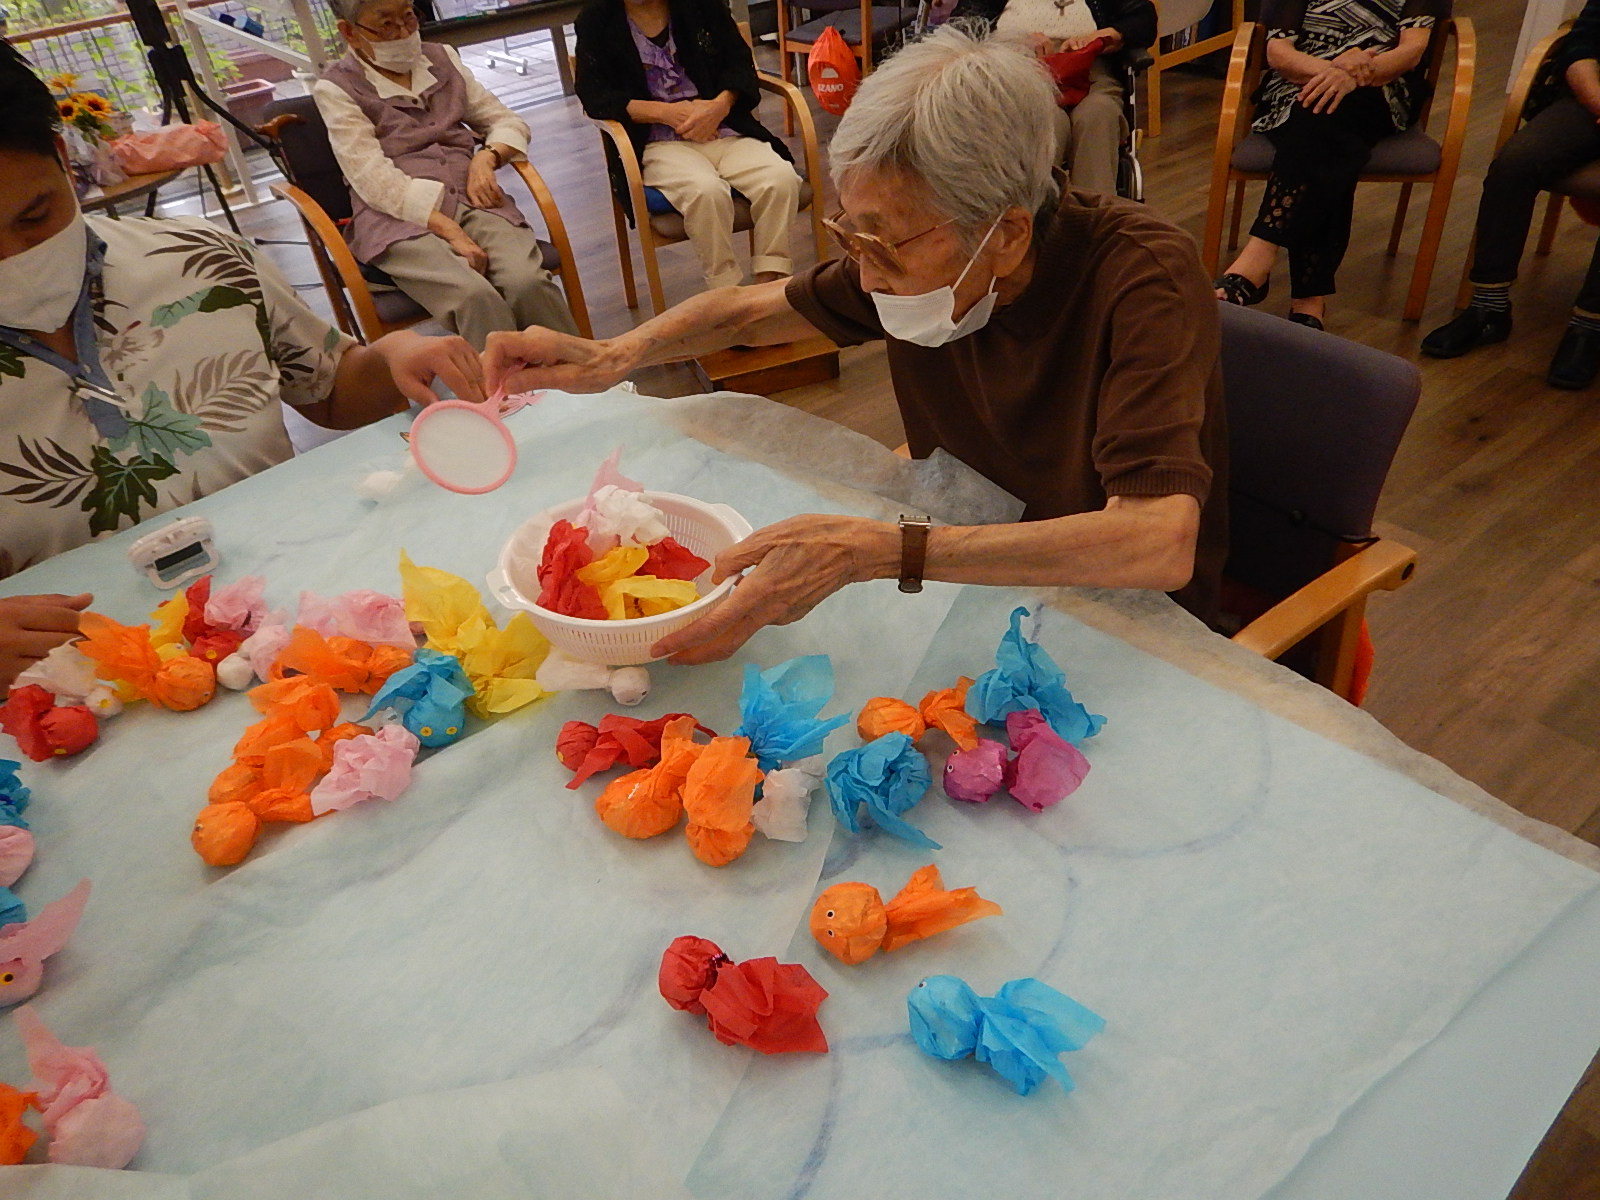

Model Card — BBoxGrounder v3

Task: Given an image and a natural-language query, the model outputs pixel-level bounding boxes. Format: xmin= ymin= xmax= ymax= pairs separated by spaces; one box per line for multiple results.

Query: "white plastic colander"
xmin=487 ymin=491 xmax=754 ymax=665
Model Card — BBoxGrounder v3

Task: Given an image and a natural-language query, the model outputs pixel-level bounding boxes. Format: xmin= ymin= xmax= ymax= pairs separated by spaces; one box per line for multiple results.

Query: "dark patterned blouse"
xmin=1253 ymin=0 xmax=1445 ymax=133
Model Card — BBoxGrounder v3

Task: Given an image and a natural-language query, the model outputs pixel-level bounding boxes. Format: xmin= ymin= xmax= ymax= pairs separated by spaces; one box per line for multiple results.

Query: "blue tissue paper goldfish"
xmin=826 ymin=732 xmax=938 ymax=850
xmin=967 ymin=607 xmax=1106 ymax=745
xmin=734 ymin=656 xmax=851 ymax=772
xmin=362 ymin=649 xmax=474 ymax=748
xmin=907 ymin=974 xmax=1104 ymax=1095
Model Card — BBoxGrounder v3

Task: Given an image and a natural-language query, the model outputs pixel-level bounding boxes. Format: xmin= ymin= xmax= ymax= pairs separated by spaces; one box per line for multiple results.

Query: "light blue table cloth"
xmin=0 ymin=392 xmax=1593 ymax=1200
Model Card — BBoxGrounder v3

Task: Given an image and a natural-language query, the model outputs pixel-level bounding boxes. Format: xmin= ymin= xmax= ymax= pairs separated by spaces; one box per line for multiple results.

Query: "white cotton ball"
xmin=84 ymin=687 xmax=122 ymax=718
xmin=356 ymin=469 xmax=406 ymax=501
xmin=215 ymin=654 xmax=256 ymax=691
xmin=608 ymin=667 xmax=651 ymax=707
xmin=536 ymin=650 xmax=613 ymax=692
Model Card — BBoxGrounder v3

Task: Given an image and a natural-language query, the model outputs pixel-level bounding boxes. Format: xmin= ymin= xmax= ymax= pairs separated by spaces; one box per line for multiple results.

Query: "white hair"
xmin=828 ymin=23 xmax=1061 ymax=240
xmin=328 ymin=0 xmax=376 ymax=24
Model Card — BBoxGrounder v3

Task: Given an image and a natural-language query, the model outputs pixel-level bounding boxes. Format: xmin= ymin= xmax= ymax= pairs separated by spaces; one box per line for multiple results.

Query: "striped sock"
xmin=1469 ymin=283 xmax=1512 ymax=314
xmin=1571 ymin=308 xmax=1600 ymax=333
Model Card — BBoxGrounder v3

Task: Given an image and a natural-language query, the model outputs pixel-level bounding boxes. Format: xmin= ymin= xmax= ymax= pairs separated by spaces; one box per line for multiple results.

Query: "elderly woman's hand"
xmin=1299 ymin=61 xmax=1357 ymax=113
xmin=1329 ymin=47 xmax=1376 ymax=86
xmin=672 ymin=97 xmax=731 ymax=143
xmin=649 ymin=515 xmax=897 ymax=665
xmin=482 ymin=327 xmax=635 ymax=396
xmin=1063 ymin=27 xmax=1121 ymax=52
xmin=466 ymin=149 xmax=506 ymax=209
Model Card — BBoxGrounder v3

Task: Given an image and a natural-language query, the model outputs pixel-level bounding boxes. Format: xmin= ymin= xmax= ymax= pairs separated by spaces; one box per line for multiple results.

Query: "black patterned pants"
xmin=1251 ymin=87 xmax=1399 ymax=299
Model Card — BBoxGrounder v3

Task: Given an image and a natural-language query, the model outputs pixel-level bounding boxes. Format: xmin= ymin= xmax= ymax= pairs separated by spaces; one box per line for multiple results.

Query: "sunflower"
xmin=57 ymin=98 xmax=82 ymax=123
xmin=75 ymin=93 xmax=113 ymax=117
xmin=46 ymin=72 xmax=79 ymax=94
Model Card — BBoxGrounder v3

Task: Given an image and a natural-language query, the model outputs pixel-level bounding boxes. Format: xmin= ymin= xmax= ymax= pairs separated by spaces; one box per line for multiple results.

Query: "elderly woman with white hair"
xmin=483 ymin=25 xmax=1226 ymax=663
xmin=312 ymin=0 xmax=578 ymax=348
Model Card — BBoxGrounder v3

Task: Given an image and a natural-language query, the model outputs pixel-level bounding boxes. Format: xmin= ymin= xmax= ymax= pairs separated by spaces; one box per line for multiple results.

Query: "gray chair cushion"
xmin=784 ymin=7 xmax=914 ymax=45
xmin=372 ymin=288 xmax=428 ymax=327
xmin=648 ymin=179 xmax=813 ymax=242
xmin=1552 ymin=160 xmax=1600 ymax=200
xmin=1231 ymin=127 xmax=1442 ymax=178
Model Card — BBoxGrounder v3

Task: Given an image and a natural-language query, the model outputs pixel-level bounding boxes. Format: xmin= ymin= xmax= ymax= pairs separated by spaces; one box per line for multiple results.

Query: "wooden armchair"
xmin=1144 ymin=0 xmax=1245 ymax=138
xmin=1453 ymin=21 xmax=1593 ymax=309
xmin=590 ymin=71 xmax=828 ymax=315
xmin=259 ymin=96 xmax=592 ymax=344
xmin=1201 ymin=16 xmax=1475 ymax=322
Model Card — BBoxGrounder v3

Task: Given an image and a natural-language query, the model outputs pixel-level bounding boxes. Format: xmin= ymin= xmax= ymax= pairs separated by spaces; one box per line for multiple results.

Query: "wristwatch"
xmin=898 ymin=515 xmax=932 ymax=594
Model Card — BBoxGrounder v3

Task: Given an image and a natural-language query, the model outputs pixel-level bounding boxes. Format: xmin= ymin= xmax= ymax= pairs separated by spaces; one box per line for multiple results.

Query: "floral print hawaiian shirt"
xmin=0 ymin=214 xmax=355 ymax=580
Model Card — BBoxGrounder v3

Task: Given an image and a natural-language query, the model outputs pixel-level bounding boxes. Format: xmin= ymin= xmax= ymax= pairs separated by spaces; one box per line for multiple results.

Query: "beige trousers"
xmin=1052 ymin=60 xmax=1127 ymax=196
xmin=374 ymin=207 xmax=577 ymax=350
xmin=641 ymin=136 xmax=802 ymax=289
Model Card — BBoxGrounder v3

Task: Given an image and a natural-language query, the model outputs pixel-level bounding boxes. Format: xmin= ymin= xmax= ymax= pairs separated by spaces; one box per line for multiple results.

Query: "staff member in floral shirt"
xmin=0 ymin=40 xmax=485 ymax=687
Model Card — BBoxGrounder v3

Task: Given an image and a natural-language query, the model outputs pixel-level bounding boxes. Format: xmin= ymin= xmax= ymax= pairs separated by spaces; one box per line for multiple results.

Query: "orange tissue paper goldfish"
xmin=593 ymin=715 xmax=707 ymax=839
xmin=76 ymin=613 xmax=215 ymax=711
xmin=681 ymin=736 xmax=763 ymax=867
xmin=809 ymin=864 xmax=1002 ymax=965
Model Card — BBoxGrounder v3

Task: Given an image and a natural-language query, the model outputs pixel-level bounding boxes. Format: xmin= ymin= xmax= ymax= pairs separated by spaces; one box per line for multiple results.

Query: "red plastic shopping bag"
xmin=109 ymin=122 xmax=229 ymax=174
xmin=808 ymin=25 xmax=860 ymax=116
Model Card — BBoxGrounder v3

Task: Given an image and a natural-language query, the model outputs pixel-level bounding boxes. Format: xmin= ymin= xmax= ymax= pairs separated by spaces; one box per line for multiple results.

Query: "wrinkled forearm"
xmin=612 ymin=279 xmax=819 ymax=368
xmin=910 ymin=495 xmax=1202 ymax=592
xmin=1367 ymin=28 xmax=1431 ymax=86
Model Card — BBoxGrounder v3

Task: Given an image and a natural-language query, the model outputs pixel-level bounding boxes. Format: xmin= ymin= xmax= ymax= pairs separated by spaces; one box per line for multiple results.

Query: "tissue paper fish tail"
xmin=810 ymin=864 xmax=1000 ymax=964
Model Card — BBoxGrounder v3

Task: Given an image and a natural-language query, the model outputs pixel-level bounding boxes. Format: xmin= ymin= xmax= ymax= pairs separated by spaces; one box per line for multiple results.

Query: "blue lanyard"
xmin=0 ymin=231 xmax=130 ymax=440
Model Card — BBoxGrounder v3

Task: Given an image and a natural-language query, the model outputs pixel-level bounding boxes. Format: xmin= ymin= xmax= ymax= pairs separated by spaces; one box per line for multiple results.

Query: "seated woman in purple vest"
xmin=313 ymin=0 xmax=578 ymax=349
xmin=575 ymin=0 xmax=803 ymax=291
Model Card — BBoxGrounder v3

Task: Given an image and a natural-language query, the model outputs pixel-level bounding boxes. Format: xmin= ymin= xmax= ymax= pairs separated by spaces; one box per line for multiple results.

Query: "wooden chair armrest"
xmin=509 ymin=159 xmax=593 ymax=339
xmin=1497 ymin=23 xmax=1569 ymax=153
xmin=269 ymin=180 xmax=384 ymax=344
xmin=256 ymin=113 xmax=298 ymax=142
xmin=1219 ymin=22 xmax=1258 ymax=143
xmin=1231 ymin=538 xmax=1417 ymax=660
xmin=1419 ymin=17 xmax=1473 ymax=194
xmin=592 ymin=117 xmax=655 ymax=234
xmin=1204 ymin=22 xmax=1258 ymax=269
xmin=759 ymin=71 xmax=827 ymax=260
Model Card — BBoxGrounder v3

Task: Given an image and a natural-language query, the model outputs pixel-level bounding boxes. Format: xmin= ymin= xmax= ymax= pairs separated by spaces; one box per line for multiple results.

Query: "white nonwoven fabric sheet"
xmin=0 ymin=391 xmax=1592 ymax=1200
xmin=685 ymin=588 xmax=1599 ymax=1200
xmin=0 ymin=391 xmax=960 ymax=1190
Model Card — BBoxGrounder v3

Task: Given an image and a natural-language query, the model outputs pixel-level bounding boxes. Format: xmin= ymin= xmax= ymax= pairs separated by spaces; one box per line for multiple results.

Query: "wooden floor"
xmin=170 ymin=2 xmax=1597 ymax=1189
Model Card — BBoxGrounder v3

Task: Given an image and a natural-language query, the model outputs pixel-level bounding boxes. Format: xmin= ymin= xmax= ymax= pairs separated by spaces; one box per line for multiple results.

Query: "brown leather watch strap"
xmin=898 ymin=515 xmax=932 ymax=594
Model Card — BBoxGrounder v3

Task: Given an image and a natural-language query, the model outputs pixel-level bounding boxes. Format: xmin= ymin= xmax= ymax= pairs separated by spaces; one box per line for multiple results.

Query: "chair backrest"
xmin=1219 ymin=303 xmax=1420 ymax=600
xmin=1503 ymin=20 xmax=1573 ymax=150
xmin=262 ymin=94 xmax=354 ymax=223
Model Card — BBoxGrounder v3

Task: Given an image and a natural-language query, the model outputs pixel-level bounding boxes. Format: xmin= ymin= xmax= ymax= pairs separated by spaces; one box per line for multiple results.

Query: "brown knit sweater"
xmin=786 ymin=185 xmax=1227 ymax=625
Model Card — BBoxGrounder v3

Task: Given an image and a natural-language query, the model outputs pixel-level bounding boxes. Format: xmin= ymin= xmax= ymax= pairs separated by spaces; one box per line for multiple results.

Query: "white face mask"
xmin=0 ymin=203 xmax=87 ymax=334
xmin=362 ymin=29 xmax=423 ymax=71
xmin=869 ymin=217 xmax=1003 ymax=348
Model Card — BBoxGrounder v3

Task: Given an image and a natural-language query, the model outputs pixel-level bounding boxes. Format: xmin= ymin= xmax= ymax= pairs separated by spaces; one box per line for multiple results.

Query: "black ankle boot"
xmin=1421 ymin=306 xmax=1512 ymax=359
xmin=1547 ymin=323 xmax=1600 ymax=390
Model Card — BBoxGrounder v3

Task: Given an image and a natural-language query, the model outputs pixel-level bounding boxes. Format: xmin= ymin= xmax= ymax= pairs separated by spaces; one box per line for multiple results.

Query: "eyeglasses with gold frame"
xmin=821 ymin=211 xmax=957 ymax=275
